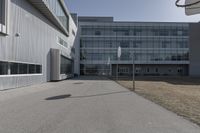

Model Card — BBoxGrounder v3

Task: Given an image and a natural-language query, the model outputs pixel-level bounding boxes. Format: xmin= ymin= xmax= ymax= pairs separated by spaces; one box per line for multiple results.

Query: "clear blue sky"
xmin=65 ymin=0 xmax=200 ymax=22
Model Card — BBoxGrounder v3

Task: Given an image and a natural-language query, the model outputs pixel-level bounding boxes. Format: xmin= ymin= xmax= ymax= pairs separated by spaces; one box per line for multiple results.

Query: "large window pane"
xmin=0 ymin=0 xmax=5 ymax=24
xmin=19 ymin=63 xmax=28 ymax=74
xmin=60 ymin=56 xmax=73 ymax=75
xmin=36 ymin=65 xmax=42 ymax=74
xmin=46 ymin=0 xmax=69 ymax=31
xmin=28 ymin=64 xmax=36 ymax=74
xmin=0 ymin=61 xmax=8 ymax=75
xmin=10 ymin=63 xmax=19 ymax=74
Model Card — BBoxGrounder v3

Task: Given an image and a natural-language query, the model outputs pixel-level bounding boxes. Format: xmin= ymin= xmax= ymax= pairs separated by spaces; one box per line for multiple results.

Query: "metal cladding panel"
xmin=50 ymin=49 xmax=61 ymax=81
xmin=0 ymin=0 xmax=77 ymax=90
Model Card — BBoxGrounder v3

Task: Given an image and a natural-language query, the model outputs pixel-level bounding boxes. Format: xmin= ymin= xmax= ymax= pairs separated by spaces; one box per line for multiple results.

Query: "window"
xmin=0 ymin=0 xmax=8 ymax=34
xmin=19 ymin=63 xmax=28 ymax=74
xmin=10 ymin=63 xmax=18 ymax=74
xmin=29 ymin=64 xmax=36 ymax=74
xmin=95 ymin=31 xmax=101 ymax=35
xmin=120 ymin=41 xmax=129 ymax=48
xmin=134 ymin=29 xmax=142 ymax=36
xmin=135 ymin=67 xmax=141 ymax=73
xmin=147 ymin=68 xmax=150 ymax=73
xmin=159 ymin=29 xmax=169 ymax=36
xmin=177 ymin=31 xmax=183 ymax=36
xmin=0 ymin=0 xmax=5 ymax=25
xmin=155 ymin=68 xmax=158 ymax=73
xmin=162 ymin=41 xmax=170 ymax=48
xmin=162 ymin=44 xmax=167 ymax=48
xmin=60 ymin=56 xmax=73 ymax=75
xmin=177 ymin=68 xmax=183 ymax=74
xmin=58 ymin=37 xmax=68 ymax=48
xmin=36 ymin=65 xmax=42 ymax=73
xmin=46 ymin=0 xmax=69 ymax=31
xmin=0 ymin=61 xmax=8 ymax=75
xmin=119 ymin=67 xmax=129 ymax=74
xmin=133 ymin=41 xmax=141 ymax=48
xmin=0 ymin=61 xmax=42 ymax=75
xmin=124 ymin=31 xmax=129 ymax=36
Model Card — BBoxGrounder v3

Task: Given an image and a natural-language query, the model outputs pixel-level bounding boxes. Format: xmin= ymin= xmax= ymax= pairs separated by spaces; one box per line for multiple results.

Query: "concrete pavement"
xmin=0 ymin=76 xmax=199 ymax=133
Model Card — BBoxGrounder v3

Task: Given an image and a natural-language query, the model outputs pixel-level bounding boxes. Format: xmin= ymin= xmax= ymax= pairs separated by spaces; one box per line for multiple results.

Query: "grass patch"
xmin=117 ymin=77 xmax=200 ymax=126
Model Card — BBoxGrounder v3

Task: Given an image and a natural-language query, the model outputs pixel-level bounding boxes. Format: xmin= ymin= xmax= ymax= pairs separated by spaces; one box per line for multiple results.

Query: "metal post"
xmin=107 ymin=57 xmax=111 ymax=77
xmin=117 ymin=58 xmax=118 ymax=80
xmin=110 ymin=63 xmax=112 ymax=77
xmin=132 ymin=52 xmax=135 ymax=91
xmin=117 ymin=46 xmax=121 ymax=81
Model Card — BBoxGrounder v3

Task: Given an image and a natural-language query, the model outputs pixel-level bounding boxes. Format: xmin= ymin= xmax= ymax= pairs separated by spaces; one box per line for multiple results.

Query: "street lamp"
xmin=132 ymin=52 xmax=135 ymax=91
xmin=117 ymin=46 xmax=121 ymax=80
xmin=107 ymin=57 xmax=111 ymax=77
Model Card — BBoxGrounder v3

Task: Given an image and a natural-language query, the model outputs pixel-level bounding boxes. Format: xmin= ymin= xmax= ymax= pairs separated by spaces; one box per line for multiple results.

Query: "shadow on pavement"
xmin=73 ymin=82 xmax=84 ymax=84
xmin=45 ymin=94 xmax=72 ymax=100
xmin=45 ymin=91 xmax=131 ymax=100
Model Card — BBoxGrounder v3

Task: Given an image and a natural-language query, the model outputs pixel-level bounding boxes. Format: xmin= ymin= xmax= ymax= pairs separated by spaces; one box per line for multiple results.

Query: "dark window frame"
xmin=0 ymin=61 xmax=8 ymax=75
xmin=0 ymin=61 xmax=42 ymax=75
xmin=0 ymin=0 xmax=5 ymax=25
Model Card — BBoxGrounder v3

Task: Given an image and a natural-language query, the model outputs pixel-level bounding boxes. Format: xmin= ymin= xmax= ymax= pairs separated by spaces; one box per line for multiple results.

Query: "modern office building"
xmin=0 ymin=0 xmax=77 ymax=90
xmin=1 ymin=1 xmax=200 ymax=90
xmin=77 ymin=17 xmax=194 ymax=77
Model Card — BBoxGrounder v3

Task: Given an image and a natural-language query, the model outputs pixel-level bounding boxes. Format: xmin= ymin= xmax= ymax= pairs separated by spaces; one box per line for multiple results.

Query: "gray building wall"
xmin=189 ymin=23 xmax=200 ymax=77
xmin=0 ymin=0 xmax=77 ymax=90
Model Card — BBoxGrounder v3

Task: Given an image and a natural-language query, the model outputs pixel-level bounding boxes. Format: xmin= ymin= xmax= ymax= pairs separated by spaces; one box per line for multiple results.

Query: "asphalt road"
xmin=0 ymin=76 xmax=200 ymax=133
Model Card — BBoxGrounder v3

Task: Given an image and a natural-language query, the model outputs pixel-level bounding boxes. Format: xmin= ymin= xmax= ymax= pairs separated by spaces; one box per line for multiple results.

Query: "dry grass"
xmin=117 ymin=77 xmax=200 ymax=126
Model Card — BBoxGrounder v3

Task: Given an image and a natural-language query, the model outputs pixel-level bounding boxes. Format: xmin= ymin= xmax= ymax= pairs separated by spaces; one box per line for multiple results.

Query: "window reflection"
xmin=60 ymin=56 xmax=73 ymax=75
xmin=80 ymin=24 xmax=189 ymax=63
xmin=46 ymin=0 xmax=69 ymax=31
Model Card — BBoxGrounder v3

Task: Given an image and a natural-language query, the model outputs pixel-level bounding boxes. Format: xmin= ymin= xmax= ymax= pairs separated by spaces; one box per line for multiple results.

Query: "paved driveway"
xmin=0 ymin=76 xmax=199 ymax=133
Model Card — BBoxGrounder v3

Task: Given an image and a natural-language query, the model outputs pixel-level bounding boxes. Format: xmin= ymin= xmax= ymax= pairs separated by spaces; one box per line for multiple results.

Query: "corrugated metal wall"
xmin=0 ymin=0 xmax=77 ymax=90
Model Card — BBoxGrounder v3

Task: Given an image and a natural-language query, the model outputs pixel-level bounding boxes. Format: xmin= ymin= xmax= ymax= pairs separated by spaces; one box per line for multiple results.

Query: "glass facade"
xmin=80 ymin=23 xmax=189 ymax=76
xmin=46 ymin=0 xmax=69 ymax=31
xmin=80 ymin=64 xmax=110 ymax=75
xmin=60 ymin=56 xmax=73 ymax=75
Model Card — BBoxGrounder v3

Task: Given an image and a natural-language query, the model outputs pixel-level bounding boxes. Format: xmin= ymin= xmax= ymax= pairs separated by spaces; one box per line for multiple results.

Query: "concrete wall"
xmin=189 ymin=23 xmax=200 ymax=77
xmin=0 ymin=0 xmax=77 ymax=90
